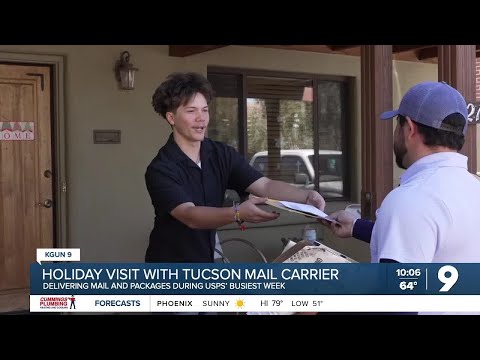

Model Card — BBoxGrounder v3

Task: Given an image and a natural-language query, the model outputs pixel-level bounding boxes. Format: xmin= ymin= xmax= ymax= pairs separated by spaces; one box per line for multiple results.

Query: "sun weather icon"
xmin=235 ymin=299 xmax=245 ymax=309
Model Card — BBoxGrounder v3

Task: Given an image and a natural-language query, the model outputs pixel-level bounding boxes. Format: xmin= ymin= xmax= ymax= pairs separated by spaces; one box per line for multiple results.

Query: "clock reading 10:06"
xmin=396 ymin=268 xmax=421 ymax=277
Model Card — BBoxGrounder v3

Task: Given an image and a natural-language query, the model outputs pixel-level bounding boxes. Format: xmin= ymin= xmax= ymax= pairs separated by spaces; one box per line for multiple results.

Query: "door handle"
xmin=37 ymin=199 xmax=53 ymax=208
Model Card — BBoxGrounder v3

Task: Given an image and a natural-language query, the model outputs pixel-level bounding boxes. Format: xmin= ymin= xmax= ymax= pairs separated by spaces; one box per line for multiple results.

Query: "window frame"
xmin=207 ymin=66 xmax=353 ymax=201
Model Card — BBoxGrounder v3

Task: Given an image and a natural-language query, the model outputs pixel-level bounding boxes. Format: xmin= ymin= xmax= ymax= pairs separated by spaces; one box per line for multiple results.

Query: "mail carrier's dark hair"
xmin=397 ymin=113 xmax=465 ymax=151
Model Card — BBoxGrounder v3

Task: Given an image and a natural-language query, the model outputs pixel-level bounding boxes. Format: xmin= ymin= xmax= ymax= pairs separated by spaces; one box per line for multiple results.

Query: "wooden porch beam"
xmin=360 ymin=45 xmax=393 ymax=220
xmin=169 ymin=45 xmax=227 ymax=57
xmin=438 ymin=45 xmax=477 ymax=173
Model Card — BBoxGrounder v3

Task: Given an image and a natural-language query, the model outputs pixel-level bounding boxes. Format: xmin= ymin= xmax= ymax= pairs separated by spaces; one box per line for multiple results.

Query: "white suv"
xmin=249 ymin=149 xmax=344 ymax=198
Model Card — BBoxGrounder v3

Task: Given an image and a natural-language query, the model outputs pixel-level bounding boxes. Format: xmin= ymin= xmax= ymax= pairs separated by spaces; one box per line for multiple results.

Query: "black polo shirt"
xmin=145 ymin=134 xmax=263 ymax=263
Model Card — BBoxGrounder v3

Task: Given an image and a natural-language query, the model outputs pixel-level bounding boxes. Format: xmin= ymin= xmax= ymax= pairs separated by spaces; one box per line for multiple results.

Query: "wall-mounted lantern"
xmin=114 ymin=51 xmax=139 ymax=90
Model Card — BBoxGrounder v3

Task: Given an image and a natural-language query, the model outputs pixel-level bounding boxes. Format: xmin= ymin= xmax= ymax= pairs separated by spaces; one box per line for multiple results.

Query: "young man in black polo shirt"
xmin=145 ymin=72 xmax=326 ymax=263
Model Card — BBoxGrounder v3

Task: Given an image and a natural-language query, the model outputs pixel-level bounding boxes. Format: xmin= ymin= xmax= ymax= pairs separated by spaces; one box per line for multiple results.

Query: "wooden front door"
xmin=0 ymin=63 xmax=54 ymax=313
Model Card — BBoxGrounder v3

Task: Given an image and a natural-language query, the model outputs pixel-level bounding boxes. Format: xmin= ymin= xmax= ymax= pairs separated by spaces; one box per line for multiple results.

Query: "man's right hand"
xmin=325 ymin=210 xmax=357 ymax=238
xmin=238 ymin=197 xmax=280 ymax=223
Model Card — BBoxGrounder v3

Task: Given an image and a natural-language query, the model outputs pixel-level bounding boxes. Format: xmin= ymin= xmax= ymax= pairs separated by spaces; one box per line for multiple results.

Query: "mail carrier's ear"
xmin=405 ymin=116 xmax=418 ymax=138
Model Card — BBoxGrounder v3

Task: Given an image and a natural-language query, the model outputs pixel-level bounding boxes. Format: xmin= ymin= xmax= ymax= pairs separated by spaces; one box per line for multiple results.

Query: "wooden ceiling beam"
xmin=169 ymin=45 xmax=227 ymax=57
xmin=327 ymin=45 xmax=433 ymax=53
xmin=417 ymin=45 xmax=480 ymax=60
xmin=327 ymin=45 xmax=438 ymax=54
xmin=416 ymin=47 xmax=438 ymax=60
xmin=168 ymin=44 xmax=480 ymax=61
xmin=327 ymin=45 xmax=358 ymax=51
xmin=392 ymin=45 xmax=432 ymax=53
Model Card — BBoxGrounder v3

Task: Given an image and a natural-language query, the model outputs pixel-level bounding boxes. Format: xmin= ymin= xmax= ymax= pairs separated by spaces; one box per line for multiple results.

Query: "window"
xmin=207 ymin=73 xmax=241 ymax=151
xmin=208 ymin=68 xmax=351 ymax=204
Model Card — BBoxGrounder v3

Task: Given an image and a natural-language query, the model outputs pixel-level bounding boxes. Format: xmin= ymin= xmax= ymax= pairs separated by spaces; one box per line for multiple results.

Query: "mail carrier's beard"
xmin=394 ymin=133 xmax=407 ymax=170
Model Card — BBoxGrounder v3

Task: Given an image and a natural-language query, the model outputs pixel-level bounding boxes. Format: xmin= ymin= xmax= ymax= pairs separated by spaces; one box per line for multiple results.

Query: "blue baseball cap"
xmin=380 ymin=81 xmax=468 ymax=135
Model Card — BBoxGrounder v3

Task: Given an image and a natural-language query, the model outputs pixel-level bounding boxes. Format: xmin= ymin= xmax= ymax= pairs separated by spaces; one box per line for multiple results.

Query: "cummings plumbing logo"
xmin=69 ymin=295 xmax=76 ymax=309
xmin=39 ymin=296 xmax=69 ymax=309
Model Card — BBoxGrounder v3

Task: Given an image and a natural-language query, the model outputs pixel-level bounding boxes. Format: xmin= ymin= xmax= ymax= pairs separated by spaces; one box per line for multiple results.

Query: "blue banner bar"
xmin=30 ymin=263 xmax=479 ymax=295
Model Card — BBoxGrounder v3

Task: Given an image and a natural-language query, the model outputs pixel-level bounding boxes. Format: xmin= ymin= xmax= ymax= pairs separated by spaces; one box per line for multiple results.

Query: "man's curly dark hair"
xmin=152 ymin=72 xmax=214 ymax=119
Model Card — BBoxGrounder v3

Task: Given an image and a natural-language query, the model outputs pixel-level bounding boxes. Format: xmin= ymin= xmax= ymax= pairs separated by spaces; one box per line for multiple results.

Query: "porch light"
xmin=114 ymin=51 xmax=139 ymax=90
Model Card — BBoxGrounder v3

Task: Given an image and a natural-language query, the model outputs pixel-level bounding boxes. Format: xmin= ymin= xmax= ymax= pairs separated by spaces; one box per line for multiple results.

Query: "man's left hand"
xmin=306 ymin=191 xmax=326 ymax=211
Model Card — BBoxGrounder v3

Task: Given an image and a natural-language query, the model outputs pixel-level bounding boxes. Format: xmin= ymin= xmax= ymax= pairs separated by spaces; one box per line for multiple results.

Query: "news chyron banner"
xmin=30 ymin=251 xmax=480 ymax=313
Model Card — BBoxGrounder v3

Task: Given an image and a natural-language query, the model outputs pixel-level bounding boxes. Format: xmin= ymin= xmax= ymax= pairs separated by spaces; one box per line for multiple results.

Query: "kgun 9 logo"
xmin=438 ymin=265 xmax=458 ymax=292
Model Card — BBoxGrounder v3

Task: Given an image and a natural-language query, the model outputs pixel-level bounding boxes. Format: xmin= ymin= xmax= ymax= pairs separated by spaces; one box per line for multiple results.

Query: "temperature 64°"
xmin=399 ymin=281 xmax=417 ymax=290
